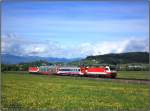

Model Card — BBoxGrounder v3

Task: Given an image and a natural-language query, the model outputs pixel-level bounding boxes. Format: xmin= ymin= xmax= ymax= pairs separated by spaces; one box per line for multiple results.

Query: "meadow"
xmin=1 ymin=71 xmax=150 ymax=111
xmin=117 ymin=71 xmax=149 ymax=79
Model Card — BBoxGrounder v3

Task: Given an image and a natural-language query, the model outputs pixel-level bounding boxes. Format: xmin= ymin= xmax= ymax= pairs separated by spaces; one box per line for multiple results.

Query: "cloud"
xmin=123 ymin=38 xmax=149 ymax=52
xmin=1 ymin=34 xmax=63 ymax=57
xmin=2 ymin=34 xmax=149 ymax=58
xmin=79 ymin=37 xmax=149 ymax=57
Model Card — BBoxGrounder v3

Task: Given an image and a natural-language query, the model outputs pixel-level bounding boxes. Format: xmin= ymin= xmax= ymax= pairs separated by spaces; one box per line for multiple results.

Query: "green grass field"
xmin=117 ymin=71 xmax=149 ymax=79
xmin=1 ymin=71 xmax=150 ymax=111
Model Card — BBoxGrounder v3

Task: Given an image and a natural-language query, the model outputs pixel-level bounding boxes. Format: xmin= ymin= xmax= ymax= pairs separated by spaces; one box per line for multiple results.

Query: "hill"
xmin=83 ymin=52 xmax=149 ymax=65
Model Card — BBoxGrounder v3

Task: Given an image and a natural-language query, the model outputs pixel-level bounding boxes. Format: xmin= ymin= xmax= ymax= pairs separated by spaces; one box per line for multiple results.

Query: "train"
xmin=28 ymin=66 xmax=58 ymax=75
xmin=28 ymin=65 xmax=117 ymax=78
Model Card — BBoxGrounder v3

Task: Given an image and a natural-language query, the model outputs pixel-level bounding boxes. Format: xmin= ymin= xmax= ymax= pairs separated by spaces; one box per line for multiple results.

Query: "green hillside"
xmin=83 ymin=52 xmax=149 ymax=65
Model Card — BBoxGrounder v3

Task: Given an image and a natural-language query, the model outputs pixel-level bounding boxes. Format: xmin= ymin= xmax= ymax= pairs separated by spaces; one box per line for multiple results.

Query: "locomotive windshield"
xmin=105 ymin=68 xmax=109 ymax=70
xmin=109 ymin=66 xmax=116 ymax=71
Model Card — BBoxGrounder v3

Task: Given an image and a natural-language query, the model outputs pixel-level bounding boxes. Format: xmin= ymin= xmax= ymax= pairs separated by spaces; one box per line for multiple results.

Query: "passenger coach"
xmin=57 ymin=67 xmax=84 ymax=76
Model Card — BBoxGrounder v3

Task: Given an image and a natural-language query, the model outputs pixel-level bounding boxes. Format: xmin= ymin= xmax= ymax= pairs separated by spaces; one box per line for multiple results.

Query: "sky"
xmin=1 ymin=0 xmax=149 ymax=58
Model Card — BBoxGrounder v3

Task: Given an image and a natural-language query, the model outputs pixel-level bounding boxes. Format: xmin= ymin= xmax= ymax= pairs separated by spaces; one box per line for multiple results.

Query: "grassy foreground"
xmin=117 ymin=71 xmax=149 ymax=79
xmin=1 ymin=72 xmax=150 ymax=111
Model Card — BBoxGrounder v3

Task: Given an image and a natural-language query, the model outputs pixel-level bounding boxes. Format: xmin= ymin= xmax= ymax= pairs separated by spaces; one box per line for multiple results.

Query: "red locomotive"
xmin=28 ymin=65 xmax=117 ymax=78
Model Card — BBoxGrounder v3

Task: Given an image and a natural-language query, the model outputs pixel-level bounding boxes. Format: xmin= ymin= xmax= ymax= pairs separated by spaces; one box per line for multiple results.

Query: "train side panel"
xmin=57 ymin=67 xmax=84 ymax=75
xmin=85 ymin=66 xmax=117 ymax=78
xmin=28 ymin=67 xmax=39 ymax=73
xmin=86 ymin=67 xmax=106 ymax=74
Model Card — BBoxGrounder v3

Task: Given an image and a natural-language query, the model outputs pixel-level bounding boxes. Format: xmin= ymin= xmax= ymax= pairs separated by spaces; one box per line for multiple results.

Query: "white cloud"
xmin=1 ymin=34 xmax=62 ymax=57
xmin=1 ymin=34 xmax=149 ymax=58
xmin=78 ymin=37 xmax=149 ymax=57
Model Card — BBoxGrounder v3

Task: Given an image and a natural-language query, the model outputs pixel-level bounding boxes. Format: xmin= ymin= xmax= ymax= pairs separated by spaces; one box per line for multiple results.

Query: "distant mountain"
xmin=1 ymin=54 xmax=81 ymax=64
xmin=83 ymin=52 xmax=149 ymax=64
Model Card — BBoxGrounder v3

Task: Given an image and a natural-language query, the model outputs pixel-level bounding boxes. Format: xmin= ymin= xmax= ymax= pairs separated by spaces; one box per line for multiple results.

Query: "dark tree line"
xmin=1 ymin=60 xmax=53 ymax=72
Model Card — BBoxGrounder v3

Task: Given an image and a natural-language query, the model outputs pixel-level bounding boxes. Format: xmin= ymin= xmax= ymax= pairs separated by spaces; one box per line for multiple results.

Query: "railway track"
xmin=57 ymin=74 xmax=150 ymax=84
xmin=85 ymin=76 xmax=150 ymax=84
xmin=111 ymin=77 xmax=150 ymax=84
xmin=29 ymin=73 xmax=150 ymax=84
xmin=82 ymin=76 xmax=150 ymax=84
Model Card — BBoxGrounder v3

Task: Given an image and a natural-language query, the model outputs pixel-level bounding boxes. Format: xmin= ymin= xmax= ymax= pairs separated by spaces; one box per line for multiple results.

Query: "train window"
xmin=59 ymin=68 xmax=80 ymax=72
xmin=59 ymin=69 xmax=71 ymax=71
xmin=105 ymin=68 xmax=109 ymax=70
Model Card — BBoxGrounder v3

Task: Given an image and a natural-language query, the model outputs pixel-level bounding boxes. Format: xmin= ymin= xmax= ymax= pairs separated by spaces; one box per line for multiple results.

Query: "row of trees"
xmin=116 ymin=64 xmax=149 ymax=71
xmin=1 ymin=60 xmax=54 ymax=72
